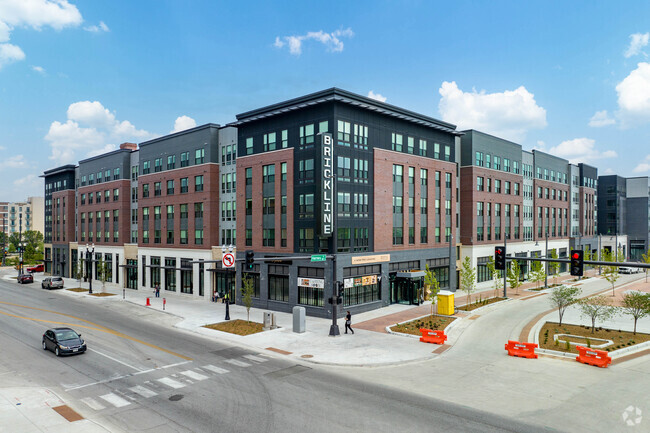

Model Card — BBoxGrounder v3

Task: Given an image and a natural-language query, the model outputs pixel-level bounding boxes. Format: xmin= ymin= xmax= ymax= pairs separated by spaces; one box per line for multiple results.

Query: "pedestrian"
xmin=223 ymin=292 xmax=229 ymax=304
xmin=155 ymin=284 xmax=160 ymax=298
xmin=213 ymin=290 xmax=219 ymax=303
xmin=345 ymin=310 xmax=354 ymax=334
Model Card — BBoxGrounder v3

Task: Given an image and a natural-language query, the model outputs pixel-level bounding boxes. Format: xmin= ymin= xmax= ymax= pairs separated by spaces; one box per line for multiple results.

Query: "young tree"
xmin=507 ymin=259 xmax=522 ymax=295
xmin=460 ymin=256 xmax=476 ymax=305
xmin=486 ymin=257 xmax=502 ymax=299
xmin=424 ymin=264 xmax=440 ymax=316
xmin=621 ymin=291 xmax=650 ymax=335
xmin=641 ymin=250 xmax=650 ymax=284
xmin=548 ymin=249 xmax=560 ymax=286
xmin=578 ymin=295 xmax=616 ymax=334
xmin=75 ymin=259 xmax=84 ymax=288
xmin=549 ymin=285 xmax=581 ymax=326
xmin=96 ymin=258 xmax=110 ymax=293
xmin=530 ymin=256 xmax=545 ymax=289
xmin=602 ymin=248 xmax=623 ymax=297
xmin=241 ymin=275 xmax=255 ymax=322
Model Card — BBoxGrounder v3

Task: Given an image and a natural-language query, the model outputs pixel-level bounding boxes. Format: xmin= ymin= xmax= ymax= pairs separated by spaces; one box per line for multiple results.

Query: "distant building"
xmin=0 ymin=196 xmax=44 ymax=237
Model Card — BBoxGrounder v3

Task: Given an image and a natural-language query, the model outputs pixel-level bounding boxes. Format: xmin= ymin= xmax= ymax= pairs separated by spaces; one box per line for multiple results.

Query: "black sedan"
xmin=42 ymin=328 xmax=87 ymax=356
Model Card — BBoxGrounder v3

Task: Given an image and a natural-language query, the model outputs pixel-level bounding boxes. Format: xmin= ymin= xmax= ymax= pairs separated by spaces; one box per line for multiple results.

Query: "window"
xmin=299 ymin=124 xmax=315 ymax=146
xmin=337 ymin=192 xmax=351 ymax=217
xmin=419 ymin=139 xmax=427 ymax=156
xmin=495 ymin=179 xmax=501 ymax=194
xmin=195 ymin=175 xmax=204 ymax=192
xmin=476 ymin=151 xmax=484 ymax=167
xmin=181 ymin=177 xmax=188 ymax=193
xmin=180 ymin=204 xmax=188 ymax=219
xmin=167 ymin=180 xmax=174 ymax=195
xmin=263 ymin=197 xmax=275 ymax=215
xmin=353 ymin=123 xmax=368 ymax=149
xmin=96 ymin=191 xmax=101 ymax=203
xmin=393 ymin=165 xmax=403 ymax=183
xmin=337 ymin=120 xmax=351 ymax=146
xmin=299 ymin=194 xmax=315 ymax=219
xmin=263 ymin=229 xmax=275 ymax=246
xmin=504 ymin=158 xmax=510 ymax=172
xmin=505 ymin=181 xmax=511 ymax=195
xmin=485 ymin=154 xmax=491 ymax=169
xmin=167 ymin=155 xmax=176 ymax=170
xmin=143 ymin=161 xmax=150 ymax=174
xmin=281 ymin=130 xmax=288 ymax=148
xmin=194 ymin=202 xmax=203 ymax=218
xmin=407 ymin=137 xmax=414 ymax=154
xmin=113 ymin=168 xmax=119 ymax=180
xmin=195 ymin=148 xmax=205 ymax=164
xmin=195 ymin=229 xmax=203 ymax=245
xmin=263 ymin=165 xmax=275 ymax=183
xmin=142 ymin=184 xmax=149 ymax=198
xmin=393 ymin=196 xmax=403 ymax=214
xmin=180 ymin=151 xmax=189 ymax=167
xmin=245 ymin=167 xmax=252 ymax=185
xmin=89 ymin=173 xmax=94 ymax=185
xmin=154 ymin=182 xmax=161 ymax=196
xmin=97 ymin=171 xmax=102 ymax=183
xmin=180 ymin=229 xmax=188 ymax=244
xmin=494 ymin=156 xmax=501 ymax=170
xmin=88 ymin=194 xmax=93 ymax=204
xmin=391 ymin=133 xmax=403 ymax=151
xmin=154 ymin=206 xmax=161 ymax=220
xmin=393 ymin=228 xmax=403 ymax=245
xmin=337 ymin=156 xmax=351 ymax=180
xmin=246 ymin=137 xmax=253 ymax=155
xmin=263 ymin=132 xmax=276 ymax=151
xmin=154 ymin=158 xmax=163 ymax=172
xmin=81 ymin=194 xmax=86 ymax=205
xmin=105 ymin=190 xmax=110 ymax=202
xmin=444 ymin=145 xmax=451 ymax=161
xmin=477 ymin=176 xmax=484 ymax=191
xmin=434 ymin=143 xmax=440 ymax=159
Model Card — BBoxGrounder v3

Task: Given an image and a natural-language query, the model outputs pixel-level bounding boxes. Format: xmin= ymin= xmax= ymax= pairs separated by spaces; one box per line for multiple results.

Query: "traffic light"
xmin=336 ymin=281 xmax=344 ymax=304
xmin=245 ymin=250 xmax=255 ymax=270
xmin=495 ymin=246 xmax=506 ymax=270
xmin=570 ymin=250 xmax=584 ymax=276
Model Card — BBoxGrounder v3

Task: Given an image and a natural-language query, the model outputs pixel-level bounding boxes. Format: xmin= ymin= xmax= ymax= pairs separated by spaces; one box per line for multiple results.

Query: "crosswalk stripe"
xmin=180 ymin=370 xmax=209 ymax=381
xmin=224 ymin=359 xmax=251 ymax=367
xmin=243 ymin=354 xmax=267 ymax=363
xmin=129 ymin=385 xmax=158 ymax=398
xmin=81 ymin=397 xmax=105 ymax=411
xmin=99 ymin=393 xmax=131 ymax=408
xmin=202 ymin=364 xmax=230 ymax=374
xmin=157 ymin=377 xmax=186 ymax=389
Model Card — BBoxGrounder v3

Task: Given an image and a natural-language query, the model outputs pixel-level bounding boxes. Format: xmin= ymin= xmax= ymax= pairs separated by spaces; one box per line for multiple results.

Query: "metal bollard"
xmin=163 ymin=297 xmax=166 ymax=310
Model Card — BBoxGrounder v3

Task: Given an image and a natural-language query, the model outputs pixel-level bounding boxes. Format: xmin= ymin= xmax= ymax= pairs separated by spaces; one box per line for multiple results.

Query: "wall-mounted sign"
xmin=344 ymin=275 xmax=378 ymax=287
xmin=351 ymin=254 xmax=390 ymax=265
xmin=298 ymin=278 xmax=325 ymax=289
xmin=320 ymin=132 xmax=334 ymax=237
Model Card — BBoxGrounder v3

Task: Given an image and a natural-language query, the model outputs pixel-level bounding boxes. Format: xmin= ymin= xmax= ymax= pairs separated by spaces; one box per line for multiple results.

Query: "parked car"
xmin=42 ymin=277 xmax=64 ymax=290
xmin=27 ymin=264 xmax=44 ymax=273
xmin=17 ymin=273 xmax=34 ymax=284
xmin=42 ymin=328 xmax=86 ymax=356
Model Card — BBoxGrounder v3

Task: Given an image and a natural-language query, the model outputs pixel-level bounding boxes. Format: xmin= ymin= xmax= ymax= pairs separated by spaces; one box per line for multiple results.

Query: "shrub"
xmin=565 ymin=340 xmax=570 ymax=351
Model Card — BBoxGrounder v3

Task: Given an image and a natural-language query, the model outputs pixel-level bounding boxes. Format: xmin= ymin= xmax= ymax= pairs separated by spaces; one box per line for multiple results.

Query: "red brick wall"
xmin=373 ymin=148 xmax=456 ymax=252
xmin=77 ymin=180 xmax=131 ymax=246
xmin=533 ymin=179 xmax=570 ymax=240
xmin=236 ymin=149 xmax=294 ymax=253
xmin=52 ymin=190 xmax=76 ymax=243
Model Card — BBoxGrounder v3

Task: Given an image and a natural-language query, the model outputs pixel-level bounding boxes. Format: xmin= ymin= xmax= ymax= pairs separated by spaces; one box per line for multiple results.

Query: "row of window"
xmin=80 ymin=189 xmax=120 ymax=205
xmin=392 ymin=133 xmax=451 ymax=160
xmin=81 ymin=168 xmax=120 ymax=186
xmin=475 ymin=152 xmax=521 ymax=174
xmin=393 ymin=226 xmax=451 ymax=245
xmin=476 ymin=177 xmax=521 ymax=195
xmin=142 ymin=149 xmax=204 ymax=175
xmin=141 ymin=176 xmax=204 ymax=198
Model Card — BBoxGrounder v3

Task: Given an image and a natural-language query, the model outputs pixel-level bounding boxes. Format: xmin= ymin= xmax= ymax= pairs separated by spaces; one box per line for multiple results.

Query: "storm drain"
xmin=169 ymin=394 xmax=184 ymax=402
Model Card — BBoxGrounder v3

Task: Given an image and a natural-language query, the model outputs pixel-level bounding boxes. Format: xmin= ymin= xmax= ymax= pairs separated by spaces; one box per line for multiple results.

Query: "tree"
xmin=241 ymin=275 xmax=255 ymax=322
xmin=577 ymin=295 xmax=615 ymax=334
xmin=530 ymin=255 xmax=545 ymax=289
xmin=602 ymin=248 xmax=623 ymax=296
xmin=641 ymin=250 xmax=650 ymax=284
xmin=460 ymin=256 xmax=476 ymax=304
xmin=621 ymin=291 xmax=650 ymax=335
xmin=549 ymin=285 xmax=581 ymax=326
xmin=507 ymin=259 xmax=522 ymax=295
xmin=96 ymin=258 xmax=110 ymax=293
xmin=74 ymin=259 xmax=84 ymax=288
xmin=486 ymin=257 xmax=502 ymax=299
xmin=548 ymin=249 xmax=560 ymax=286
xmin=423 ymin=264 xmax=440 ymax=316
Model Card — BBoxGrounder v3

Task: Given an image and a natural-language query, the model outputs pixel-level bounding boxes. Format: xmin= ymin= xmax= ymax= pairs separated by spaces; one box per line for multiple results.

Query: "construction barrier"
xmin=419 ymin=328 xmax=447 ymax=344
xmin=505 ymin=340 xmax=538 ymax=359
xmin=575 ymin=346 xmax=611 ymax=368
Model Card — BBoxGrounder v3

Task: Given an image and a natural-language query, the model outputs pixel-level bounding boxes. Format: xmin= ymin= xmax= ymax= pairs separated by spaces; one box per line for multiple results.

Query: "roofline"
xmin=40 ymin=164 xmax=77 ymax=178
xmin=532 ymin=148 xmax=569 ymax=165
xmin=139 ymin=123 xmax=221 ymax=147
xmin=234 ymin=88 xmax=461 ymax=135
xmin=460 ymin=129 xmax=522 ymax=148
xmin=78 ymin=147 xmax=133 ymax=165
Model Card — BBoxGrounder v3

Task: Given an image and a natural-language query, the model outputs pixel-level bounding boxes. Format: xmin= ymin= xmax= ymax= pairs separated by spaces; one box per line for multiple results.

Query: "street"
xmin=0 ymin=274 xmax=553 ymax=433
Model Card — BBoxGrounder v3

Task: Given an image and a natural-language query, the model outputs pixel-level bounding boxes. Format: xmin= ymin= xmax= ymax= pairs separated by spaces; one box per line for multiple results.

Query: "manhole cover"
xmin=169 ymin=394 xmax=184 ymax=402
xmin=300 ymin=354 xmax=313 ymax=358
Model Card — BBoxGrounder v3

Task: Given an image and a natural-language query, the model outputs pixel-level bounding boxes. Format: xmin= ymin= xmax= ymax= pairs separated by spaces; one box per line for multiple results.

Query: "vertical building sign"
xmin=320 ymin=133 xmax=334 ymax=237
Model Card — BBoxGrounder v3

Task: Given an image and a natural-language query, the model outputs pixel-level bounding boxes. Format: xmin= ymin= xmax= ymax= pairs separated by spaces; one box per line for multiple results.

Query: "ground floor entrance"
xmin=389 ymin=271 xmax=425 ymax=305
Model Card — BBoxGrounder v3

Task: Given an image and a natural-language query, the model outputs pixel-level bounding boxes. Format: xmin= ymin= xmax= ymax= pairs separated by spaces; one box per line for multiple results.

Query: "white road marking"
xmin=88 ymin=348 xmax=144 ymax=371
xmin=224 ymin=359 xmax=251 ymax=367
xmin=129 ymin=385 xmax=157 ymax=398
xmin=99 ymin=393 xmax=131 ymax=408
xmin=157 ymin=377 xmax=185 ymax=389
xmin=243 ymin=355 xmax=267 ymax=363
xmin=66 ymin=361 xmax=192 ymax=391
xmin=80 ymin=397 xmax=105 ymax=411
xmin=180 ymin=370 xmax=209 ymax=381
xmin=202 ymin=364 xmax=229 ymax=374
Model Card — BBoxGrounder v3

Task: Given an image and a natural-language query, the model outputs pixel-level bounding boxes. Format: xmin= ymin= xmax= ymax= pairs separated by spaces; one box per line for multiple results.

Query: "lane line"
xmin=129 ymin=385 xmax=157 ymax=398
xmin=87 ymin=348 xmax=144 ymax=371
xmin=80 ymin=397 xmax=105 ymax=411
xmin=99 ymin=393 xmax=131 ymax=408
xmin=180 ymin=370 xmax=209 ymax=381
xmin=224 ymin=359 xmax=251 ymax=367
xmin=243 ymin=354 xmax=267 ymax=363
xmin=202 ymin=364 xmax=229 ymax=374
xmin=157 ymin=377 xmax=185 ymax=389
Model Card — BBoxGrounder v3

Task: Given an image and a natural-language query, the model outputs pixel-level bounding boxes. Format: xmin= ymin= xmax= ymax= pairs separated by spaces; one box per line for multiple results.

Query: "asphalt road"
xmin=0 ymin=274 xmax=558 ymax=433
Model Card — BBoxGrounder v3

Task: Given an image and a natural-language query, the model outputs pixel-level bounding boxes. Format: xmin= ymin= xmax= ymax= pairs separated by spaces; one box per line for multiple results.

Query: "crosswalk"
xmin=76 ymin=354 xmax=269 ymax=412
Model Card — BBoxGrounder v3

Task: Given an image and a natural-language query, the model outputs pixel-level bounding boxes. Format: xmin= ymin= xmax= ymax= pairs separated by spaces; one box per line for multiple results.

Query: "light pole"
xmin=86 ymin=243 xmax=94 ymax=294
xmin=18 ymin=212 xmax=23 ymax=276
xmin=544 ymin=230 xmax=549 ymax=289
xmin=60 ymin=253 xmax=66 ymax=277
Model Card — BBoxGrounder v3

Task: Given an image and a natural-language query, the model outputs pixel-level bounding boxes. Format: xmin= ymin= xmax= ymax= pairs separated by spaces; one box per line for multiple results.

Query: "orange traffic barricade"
xmin=575 ymin=346 xmax=611 ymax=368
xmin=419 ymin=328 xmax=447 ymax=344
xmin=505 ymin=340 xmax=538 ymax=359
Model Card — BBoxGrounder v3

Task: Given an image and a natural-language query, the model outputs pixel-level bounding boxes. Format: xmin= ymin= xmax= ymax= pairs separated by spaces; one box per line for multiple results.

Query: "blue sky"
xmin=2 ymin=0 xmax=650 ymax=201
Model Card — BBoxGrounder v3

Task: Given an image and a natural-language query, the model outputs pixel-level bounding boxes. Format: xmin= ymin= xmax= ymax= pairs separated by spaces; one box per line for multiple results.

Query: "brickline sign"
xmin=320 ymin=132 xmax=334 ymax=237
xmin=351 ymin=254 xmax=391 ymax=265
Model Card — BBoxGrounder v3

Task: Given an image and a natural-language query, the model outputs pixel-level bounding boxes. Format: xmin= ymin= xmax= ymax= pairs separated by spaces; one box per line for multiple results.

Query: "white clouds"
xmin=624 ymin=33 xmax=649 ymax=58
xmin=0 ymin=154 xmax=26 ymax=168
xmin=616 ymin=62 xmax=650 ymax=126
xmin=13 ymin=174 xmax=40 ymax=189
xmin=45 ymin=100 xmax=153 ymax=164
xmin=0 ymin=42 xmax=24 ymax=68
xmin=0 ymin=0 xmax=82 ymax=69
xmin=633 ymin=155 xmax=650 ymax=173
xmin=548 ymin=138 xmax=617 ymax=164
xmin=438 ymin=81 xmax=547 ymax=142
xmin=171 ymin=115 xmax=197 ymax=133
xmin=367 ymin=91 xmax=387 ymax=103
xmin=84 ymin=21 xmax=109 ymax=33
xmin=588 ymin=110 xmax=615 ymax=127
xmin=274 ymin=28 xmax=353 ymax=56
xmin=32 ymin=65 xmax=45 ymax=74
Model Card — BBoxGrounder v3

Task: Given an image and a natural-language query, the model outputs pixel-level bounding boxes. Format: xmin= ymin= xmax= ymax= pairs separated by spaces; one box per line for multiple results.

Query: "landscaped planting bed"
xmin=389 ymin=315 xmax=456 ymax=336
xmin=203 ymin=319 xmax=265 ymax=336
xmin=538 ymin=321 xmax=650 ymax=354
xmin=457 ymin=296 xmax=506 ymax=311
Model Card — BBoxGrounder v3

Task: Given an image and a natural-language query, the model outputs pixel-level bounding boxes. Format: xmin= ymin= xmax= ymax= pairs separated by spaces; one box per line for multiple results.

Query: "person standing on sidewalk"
xmin=155 ymin=284 xmax=160 ymax=298
xmin=345 ymin=311 xmax=354 ymax=334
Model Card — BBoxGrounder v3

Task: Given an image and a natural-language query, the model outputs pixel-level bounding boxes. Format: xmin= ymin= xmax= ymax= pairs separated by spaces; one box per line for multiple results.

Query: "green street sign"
xmin=311 ymin=254 xmax=326 ymax=262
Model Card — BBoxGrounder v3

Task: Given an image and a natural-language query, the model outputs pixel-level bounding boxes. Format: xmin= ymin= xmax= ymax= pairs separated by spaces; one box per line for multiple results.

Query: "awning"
xmin=396 ymin=271 xmax=425 ymax=278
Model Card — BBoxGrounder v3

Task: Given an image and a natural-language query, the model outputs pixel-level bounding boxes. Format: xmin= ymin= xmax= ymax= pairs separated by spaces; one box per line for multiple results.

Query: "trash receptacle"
xmin=437 ymin=290 xmax=454 ymax=315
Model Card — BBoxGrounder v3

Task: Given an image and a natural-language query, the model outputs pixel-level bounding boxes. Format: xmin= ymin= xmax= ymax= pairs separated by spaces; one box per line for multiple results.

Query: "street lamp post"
xmin=86 ymin=243 xmax=94 ymax=294
xmin=18 ymin=212 xmax=23 ymax=276
xmin=544 ymin=230 xmax=549 ymax=289
xmin=60 ymin=253 xmax=66 ymax=278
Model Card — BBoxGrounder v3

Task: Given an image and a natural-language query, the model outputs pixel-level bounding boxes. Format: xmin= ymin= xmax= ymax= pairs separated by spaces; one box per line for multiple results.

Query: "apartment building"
xmin=0 ymin=197 xmax=44 ymax=238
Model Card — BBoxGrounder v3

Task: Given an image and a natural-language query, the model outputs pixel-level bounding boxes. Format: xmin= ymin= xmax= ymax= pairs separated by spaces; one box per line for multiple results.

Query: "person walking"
xmin=345 ymin=310 xmax=354 ymax=334
xmin=155 ymin=284 xmax=160 ymax=298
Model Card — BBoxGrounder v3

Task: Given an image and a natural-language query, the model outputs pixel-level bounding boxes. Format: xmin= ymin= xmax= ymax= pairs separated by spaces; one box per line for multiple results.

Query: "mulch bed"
xmin=67 ymin=288 xmax=88 ymax=292
xmin=89 ymin=292 xmax=115 ymax=297
xmin=457 ymin=296 xmax=507 ymax=311
xmin=538 ymin=321 xmax=650 ymax=354
xmin=389 ymin=315 xmax=456 ymax=336
xmin=203 ymin=319 xmax=265 ymax=336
